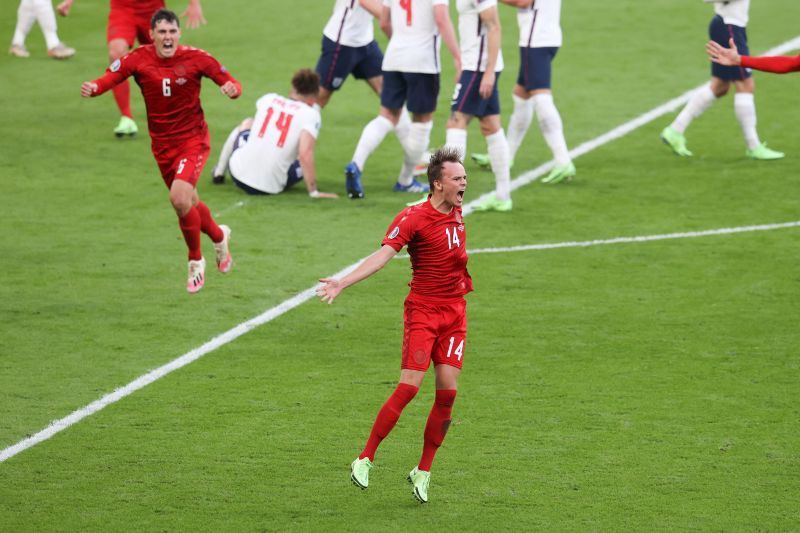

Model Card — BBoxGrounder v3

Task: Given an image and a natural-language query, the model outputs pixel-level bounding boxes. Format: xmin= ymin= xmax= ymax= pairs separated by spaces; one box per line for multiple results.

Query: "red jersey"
xmin=110 ymin=0 xmax=164 ymax=17
xmin=741 ymin=54 xmax=800 ymax=74
xmin=382 ymin=200 xmax=473 ymax=300
xmin=90 ymin=44 xmax=240 ymax=144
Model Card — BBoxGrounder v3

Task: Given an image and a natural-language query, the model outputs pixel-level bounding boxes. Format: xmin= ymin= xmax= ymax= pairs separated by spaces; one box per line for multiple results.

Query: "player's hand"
xmin=182 ymin=2 xmax=207 ymax=29
xmin=479 ymin=70 xmax=495 ymax=99
xmin=312 ymin=191 xmax=339 ymax=199
xmin=219 ymin=81 xmax=240 ymax=98
xmin=80 ymin=81 xmax=98 ymax=97
xmin=56 ymin=0 xmax=73 ymax=16
xmin=316 ymin=278 xmax=343 ymax=304
xmin=706 ymin=38 xmax=741 ymax=66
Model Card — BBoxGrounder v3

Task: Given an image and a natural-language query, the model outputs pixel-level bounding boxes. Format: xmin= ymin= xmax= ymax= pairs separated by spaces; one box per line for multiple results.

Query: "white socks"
xmin=506 ymin=93 xmax=534 ymax=161
xmin=486 ymin=129 xmax=511 ymax=202
xmin=672 ymin=84 xmax=717 ymax=134
xmin=398 ymin=121 xmax=433 ymax=185
xmin=352 ymin=115 xmax=395 ymax=170
xmin=213 ymin=126 xmax=241 ymax=177
xmin=445 ymin=128 xmax=467 ymax=159
xmin=395 ymin=109 xmax=412 ymax=152
xmin=533 ymin=93 xmax=571 ymax=166
xmin=734 ymin=92 xmax=760 ymax=149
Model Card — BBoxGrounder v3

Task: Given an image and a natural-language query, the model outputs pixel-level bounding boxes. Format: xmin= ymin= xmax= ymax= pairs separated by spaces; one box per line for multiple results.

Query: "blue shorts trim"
xmin=381 ymin=71 xmax=440 ymax=114
xmin=450 ymin=70 xmax=501 ymax=117
xmin=315 ymin=36 xmax=384 ymax=91
xmin=517 ymin=46 xmax=558 ymax=91
xmin=709 ymin=15 xmax=751 ymax=81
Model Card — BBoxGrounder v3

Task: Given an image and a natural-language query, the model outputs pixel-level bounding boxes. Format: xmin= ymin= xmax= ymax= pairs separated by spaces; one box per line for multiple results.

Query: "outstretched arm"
xmin=182 ymin=0 xmax=207 ymax=29
xmin=317 ymin=245 xmax=398 ymax=304
xmin=706 ymin=38 xmax=741 ymax=66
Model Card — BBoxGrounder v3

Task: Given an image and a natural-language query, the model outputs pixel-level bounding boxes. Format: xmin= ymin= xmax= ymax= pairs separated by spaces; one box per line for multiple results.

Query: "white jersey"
xmin=456 ymin=0 xmax=503 ymax=72
xmin=382 ymin=0 xmax=449 ymax=74
xmin=714 ymin=0 xmax=749 ymax=27
xmin=517 ymin=0 xmax=562 ymax=48
xmin=229 ymin=94 xmax=321 ymax=194
xmin=323 ymin=0 xmax=375 ymax=47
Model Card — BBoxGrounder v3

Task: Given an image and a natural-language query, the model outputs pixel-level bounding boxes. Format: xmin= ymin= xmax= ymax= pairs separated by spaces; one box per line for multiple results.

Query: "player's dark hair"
xmin=291 ymin=69 xmax=321 ymax=98
xmin=151 ymin=8 xmax=180 ymax=29
xmin=427 ymin=147 xmax=463 ymax=189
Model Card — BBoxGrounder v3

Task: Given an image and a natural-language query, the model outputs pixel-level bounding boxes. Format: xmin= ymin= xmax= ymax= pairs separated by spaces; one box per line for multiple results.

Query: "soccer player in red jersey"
xmin=56 ymin=0 xmax=205 ymax=136
xmin=316 ymin=147 xmax=470 ymax=504
xmin=707 ymin=37 xmax=800 ymax=75
xmin=81 ymin=9 xmax=241 ymax=293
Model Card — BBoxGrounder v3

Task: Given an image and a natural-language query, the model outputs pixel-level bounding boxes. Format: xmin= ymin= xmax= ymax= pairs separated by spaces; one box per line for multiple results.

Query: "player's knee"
xmin=108 ymin=40 xmax=128 ymax=60
xmin=479 ymin=116 xmax=501 ymax=137
xmin=170 ymin=193 xmax=192 ymax=216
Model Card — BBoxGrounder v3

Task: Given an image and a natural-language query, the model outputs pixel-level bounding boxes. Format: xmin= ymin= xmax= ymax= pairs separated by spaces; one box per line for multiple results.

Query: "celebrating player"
xmin=445 ymin=0 xmax=512 ymax=212
xmin=317 ymin=147 xmax=471 ymax=504
xmin=472 ymin=0 xmax=575 ymax=184
xmin=708 ymin=37 xmax=800 ymax=75
xmin=210 ymin=69 xmax=338 ymax=199
xmin=82 ymin=0 xmax=206 ymax=137
xmin=8 ymin=0 xmax=75 ymax=59
xmin=81 ymin=9 xmax=240 ymax=293
xmin=343 ymin=0 xmax=460 ymax=199
xmin=661 ymin=0 xmax=783 ymax=160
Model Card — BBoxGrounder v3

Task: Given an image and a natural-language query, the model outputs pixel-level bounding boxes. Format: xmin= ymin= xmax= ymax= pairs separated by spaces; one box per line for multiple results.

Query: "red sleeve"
xmin=741 ymin=54 xmax=800 ymax=74
xmin=91 ymin=51 xmax=138 ymax=96
xmin=381 ymin=208 xmax=417 ymax=251
xmin=199 ymin=52 xmax=242 ymax=98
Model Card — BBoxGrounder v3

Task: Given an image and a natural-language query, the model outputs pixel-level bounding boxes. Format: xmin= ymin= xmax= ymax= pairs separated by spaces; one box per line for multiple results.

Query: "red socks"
xmin=418 ymin=389 xmax=457 ymax=471
xmin=195 ymin=201 xmax=224 ymax=243
xmin=112 ymin=80 xmax=132 ymax=118
xmin=178 ymin=207 xmax=202 ymax=261
xmin=360 ymin=383 xmax=419 ymax=462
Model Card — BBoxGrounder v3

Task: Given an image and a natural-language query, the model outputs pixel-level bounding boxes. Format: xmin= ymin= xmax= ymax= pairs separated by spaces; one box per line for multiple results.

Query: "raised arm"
xmin=298 ymin=131 xmax=338 ymax=199
xmin=434 ymin=3 xmax=461 ymax=79
xmin=317 ymin=245 xmax=398 ymax=304
xmin=478 ymin=5 xmax=501 ymax=98
xmin=182 ymin=0 xmax=207 ymax=29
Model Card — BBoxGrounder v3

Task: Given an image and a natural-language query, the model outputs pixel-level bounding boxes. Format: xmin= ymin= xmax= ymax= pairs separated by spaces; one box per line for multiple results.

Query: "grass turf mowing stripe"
xmin=3 ymin=36 xmax=798 ymax=465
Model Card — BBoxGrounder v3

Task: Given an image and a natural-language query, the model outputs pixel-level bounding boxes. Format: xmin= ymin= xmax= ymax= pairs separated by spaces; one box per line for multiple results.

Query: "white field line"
xmin=466 ymin=221 xmax=800 ymax=256
xmin=3 ymin=37 xmax=799 ymax=465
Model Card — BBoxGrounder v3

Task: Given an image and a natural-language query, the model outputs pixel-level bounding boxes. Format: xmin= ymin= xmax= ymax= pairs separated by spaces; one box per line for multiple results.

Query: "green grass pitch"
xmin=1 ymin=0 xmax=799 ymax=529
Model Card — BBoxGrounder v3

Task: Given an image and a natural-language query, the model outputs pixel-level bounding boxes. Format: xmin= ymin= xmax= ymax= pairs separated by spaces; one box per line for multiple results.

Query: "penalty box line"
xmin=3 ymin=36 xmax=799 ymax=465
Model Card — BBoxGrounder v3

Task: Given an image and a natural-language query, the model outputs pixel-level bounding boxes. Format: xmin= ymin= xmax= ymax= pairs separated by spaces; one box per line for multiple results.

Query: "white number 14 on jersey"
xmin=445 ymin=227 xmax=460 ymax=249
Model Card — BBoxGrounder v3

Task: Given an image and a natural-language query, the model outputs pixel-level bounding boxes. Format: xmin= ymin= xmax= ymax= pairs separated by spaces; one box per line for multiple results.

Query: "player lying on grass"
xmin=210 ymin=69 xmax=337 ymax=198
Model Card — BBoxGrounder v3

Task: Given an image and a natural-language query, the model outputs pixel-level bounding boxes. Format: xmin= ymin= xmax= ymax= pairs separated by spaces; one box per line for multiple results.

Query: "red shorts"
xmin=152 ymin=134 xmax=210 ymax=189
xmin=107 ymin=7 xmax=160 ymax=46
xmin=402 ymin=294 xmax=467 ymax=371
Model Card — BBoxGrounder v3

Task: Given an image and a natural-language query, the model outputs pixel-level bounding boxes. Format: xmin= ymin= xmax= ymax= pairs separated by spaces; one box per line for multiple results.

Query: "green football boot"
xmin=114 ymin=116 xmax=139 ymax=138
xmin=350 ymin=457 xmax=373 ymax=490
xmin=660 ymin=126 xmax=692 ymax=156
xmin=407 ymin=466 xmax=431 ymax=504
xmin=472 ymin=194 xmax=512 ymax=212
xmin=746 ymin=142 xmax=784 ymax=160
xmin=541 ymin=161 xmax=576 ymax=184
xmin=471 ymin=153 xmax=514 ymax=170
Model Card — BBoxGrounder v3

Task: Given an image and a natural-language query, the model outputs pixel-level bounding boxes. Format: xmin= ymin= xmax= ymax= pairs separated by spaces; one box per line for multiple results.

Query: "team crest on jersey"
xmin=458 ymin=225 xmax=464 ymax=232
xmin=389 ymin=227 xmax=400 ymax=239
xmin=176 ymin=78 xmax=187 ymax=85
xmin=174 ymin=64 xmax=187 ymax=77
xmin=332 ymin=77 xmax=344 ymax=88
xmin=221 ymin=65 xmax=228 ymax=73
xmin=109 ymin=59 xmax=121 ymax=72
